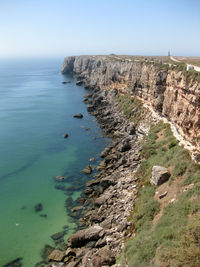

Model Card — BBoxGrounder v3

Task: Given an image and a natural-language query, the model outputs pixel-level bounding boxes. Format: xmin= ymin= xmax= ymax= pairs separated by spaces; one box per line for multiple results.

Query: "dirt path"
xmin=142 ymin=102 xmax=197 ymax=160
xmin=170 ymin=56 xmax=200 ymax=72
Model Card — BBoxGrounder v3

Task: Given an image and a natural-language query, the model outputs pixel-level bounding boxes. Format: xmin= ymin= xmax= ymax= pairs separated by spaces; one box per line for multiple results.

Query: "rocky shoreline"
xmin=65 ymin=88 xmax=143 ymax=266
xmin=44 ymin=79 xmax=148 ymax=266
xmin=35 ymin=54 xmax=200 ymax=267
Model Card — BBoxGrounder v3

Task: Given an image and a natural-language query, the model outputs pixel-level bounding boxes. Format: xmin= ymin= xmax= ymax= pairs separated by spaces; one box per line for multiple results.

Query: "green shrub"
xmin=168 ymin=140 xmax=178 ymax=149
xmin=173 ymin=161 xmax=188 ymax=176
xmin=116 ymin=94 xmax=145 ymax=126
xmin=131 ymin=186 xmax=160 ymax=231
xmin=158 ymin=217 xmax=200 ymax=267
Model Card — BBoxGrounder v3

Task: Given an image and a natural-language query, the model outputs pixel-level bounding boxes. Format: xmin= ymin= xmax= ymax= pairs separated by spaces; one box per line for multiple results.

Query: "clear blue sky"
xmin=0 ymin=0 xmax=199 ymax=58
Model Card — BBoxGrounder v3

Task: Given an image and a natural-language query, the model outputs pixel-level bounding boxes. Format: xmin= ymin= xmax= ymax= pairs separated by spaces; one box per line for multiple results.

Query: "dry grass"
xmin=176 ymin=56 xmax=200 ymax=67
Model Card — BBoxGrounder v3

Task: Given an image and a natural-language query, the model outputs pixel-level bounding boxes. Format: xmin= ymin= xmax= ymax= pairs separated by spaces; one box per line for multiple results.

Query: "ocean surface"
xmin=0 ymin=58 xmax=109 ymax=266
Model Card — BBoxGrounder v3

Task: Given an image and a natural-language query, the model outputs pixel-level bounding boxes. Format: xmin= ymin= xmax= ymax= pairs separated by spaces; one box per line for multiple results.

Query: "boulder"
xmin=94 ymin=193 xmax=110 ymax=207
xmin=84 ymin=187 xmax=93 ymax=195
xmin=119 ymin=140 xmax=131 ymax=152
xmin=73 ymin=113 xmax=83 ymax=118
xmin=76 ymin=80 xmax=83 ymax=86
xmin=100 ymin=177 xmax=117 ymax=189
xmin=126 ymin=124 xmax=136 ymax=135
xmin=87 ymin=105 xmax=95 ymax=112
xmin=151 ymin=166 xmax=170 ymax=186
xmin=65 ymin=248 xmax=76 ymax=257
xmin=159 ymin=191 xmax=168 ymax=199
xmin=71 ymin=206 xmax=84 ymax=212
xmin=48 ymin=249 xmax=65 ymax=262
xmin=67 ymin=225 xmax=105 ymax=248
xmin=63 ymin=134 xmax=69 ymax=138
xmin=41 ymin=244 xmax=55 ymax=260
xmin=82 ymin=98 xmax=89 ymax=103
xmin=86 ymin=179 xmax=100 ymax=187
xmin=83 ymin=94 xmax=92 ymax=98
xmin=81 ymin=165 xmax=93 ymax=174
xmin=92 ymin=247 xmax=115 ymax=266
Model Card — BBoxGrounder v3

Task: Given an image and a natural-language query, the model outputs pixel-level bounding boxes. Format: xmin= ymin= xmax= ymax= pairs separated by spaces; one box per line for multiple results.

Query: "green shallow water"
xmin=0 ymin=59 xmax=109 ymax=266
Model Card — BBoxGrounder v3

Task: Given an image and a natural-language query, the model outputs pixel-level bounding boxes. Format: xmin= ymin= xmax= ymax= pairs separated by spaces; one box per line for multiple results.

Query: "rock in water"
xmin=63 ymin=133 xmax=69 ymax=138
xmin=151 ymin=166 xmax=170 ymax=186
xmin=55 ymin=175 xmax=68 ymax=182
xmin=73 ymin=113 xmax=83 ymax=118
xmin=3 ymin=257 xmax=23 ymax=267
xmin=34 ymin=203 xmax=43 ymax=212
xmin=81 ymin=165 xmax=93 ymax=174
xmin=48 ymin=249 xmax=65 ymax=261
xmin=40 ymin=214 xmax=47 ymax=218
xmin=51 ymin=231 xmax=65 ymax=241
xmin=62 ymin=81 xmax=71 ymax=84
xmin=67 ymin=225 xmax=105 ymax=247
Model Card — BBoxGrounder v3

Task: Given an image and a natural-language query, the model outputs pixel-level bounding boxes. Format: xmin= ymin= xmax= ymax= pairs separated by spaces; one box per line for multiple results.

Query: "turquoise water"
xmin=0 ymin=59 xmax=109 ymax=266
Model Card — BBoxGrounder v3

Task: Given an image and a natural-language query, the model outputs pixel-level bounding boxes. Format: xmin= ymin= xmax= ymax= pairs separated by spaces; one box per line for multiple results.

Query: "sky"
xmin=0 ymin=0 xmax=200 ymax=58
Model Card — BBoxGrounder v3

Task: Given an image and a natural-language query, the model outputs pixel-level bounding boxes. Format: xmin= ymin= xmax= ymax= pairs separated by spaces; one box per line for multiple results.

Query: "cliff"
xmin=62 ymin=55 xmax=200 ymax=160
xmin=51 ymin=56 xmax=200 ymax=267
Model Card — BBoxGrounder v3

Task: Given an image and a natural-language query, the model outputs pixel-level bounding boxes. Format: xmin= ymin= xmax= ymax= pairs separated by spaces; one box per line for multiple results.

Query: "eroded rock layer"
xmin=62 ymin=55 xmax=200 ymax=155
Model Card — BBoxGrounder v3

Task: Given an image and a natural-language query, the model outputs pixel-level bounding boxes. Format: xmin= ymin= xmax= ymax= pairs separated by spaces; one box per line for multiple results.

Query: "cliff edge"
xmin=62 ymin=55 xmax=200 ymax=160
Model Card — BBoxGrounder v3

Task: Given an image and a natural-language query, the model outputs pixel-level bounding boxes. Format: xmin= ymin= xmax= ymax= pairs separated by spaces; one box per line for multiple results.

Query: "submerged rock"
xmin=48 ymin=249 xmax=65 ymax=262
xmin=34 ymin=203 xmax=43 ymax=212
xmin=55 ymin=176 xmax=68 ymax=182
xmin=73 ymin=113 xmax=83 ymax=118
xmin=62 ymin=81 xmax=71 ymax=84
xmin=54 ymin=184 xmax=66 ymax=191
xmin=41 ymin=244 xmax=55 ymax=260
xmin=81 ymin=165 xmax=93 ymax=174
xmin=83 ymin=94 xmax=92 ymax=98
xmin=71 ymin=206 xmax=84 ymax=212
xmin=40 ymin=214 xmax=47 ymax=218
xmin=51 ymin=231 xmax=65 ymax=241
xmin=3 ymin=257 xmax=23 ymax=267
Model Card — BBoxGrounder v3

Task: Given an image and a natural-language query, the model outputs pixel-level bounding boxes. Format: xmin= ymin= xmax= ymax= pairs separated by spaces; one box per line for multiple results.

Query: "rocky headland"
xmin=43 ymin=55 xmax=200 ymax=267
xmin=62 ymin=55 xmax=200 ymax=159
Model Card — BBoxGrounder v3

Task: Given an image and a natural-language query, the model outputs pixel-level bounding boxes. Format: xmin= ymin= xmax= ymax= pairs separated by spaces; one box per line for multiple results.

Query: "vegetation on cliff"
xmin=116 ymin=94 xmax=145 ymax=126
xmin=117 ymin=120 xmax=200 ymax=267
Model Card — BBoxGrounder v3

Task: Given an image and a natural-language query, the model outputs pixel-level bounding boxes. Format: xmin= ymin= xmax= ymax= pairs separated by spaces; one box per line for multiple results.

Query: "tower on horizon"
xmin=168 ymin=51 xmax=171 ymax=57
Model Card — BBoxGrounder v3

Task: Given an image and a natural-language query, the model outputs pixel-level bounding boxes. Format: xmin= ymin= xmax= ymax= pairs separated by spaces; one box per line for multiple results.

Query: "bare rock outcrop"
xmin=151 ymin=166 xmax=170 ymax=186
xmin=56 ymin=55 xmax=200 ymax=266
xmin=62 ymin=55 xmax=200 ymax=157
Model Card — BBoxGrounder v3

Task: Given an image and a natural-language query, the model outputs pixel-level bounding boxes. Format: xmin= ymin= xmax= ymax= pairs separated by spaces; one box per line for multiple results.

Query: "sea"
xmin=0 ymin=58 xmax=109 ymax=266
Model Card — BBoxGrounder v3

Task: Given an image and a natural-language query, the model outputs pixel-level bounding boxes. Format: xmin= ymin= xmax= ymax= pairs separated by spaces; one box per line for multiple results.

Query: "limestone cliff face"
xmin=62 ymin=56 xmax=200 ymax=154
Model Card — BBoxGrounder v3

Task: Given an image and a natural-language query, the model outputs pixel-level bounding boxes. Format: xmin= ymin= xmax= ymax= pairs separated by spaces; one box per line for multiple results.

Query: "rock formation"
xmin=42 ymin=55 xmax=200 ymax=267
xmin=62 ymin=55 xmax=200 ymax=159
